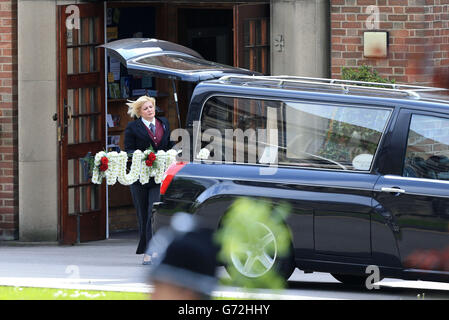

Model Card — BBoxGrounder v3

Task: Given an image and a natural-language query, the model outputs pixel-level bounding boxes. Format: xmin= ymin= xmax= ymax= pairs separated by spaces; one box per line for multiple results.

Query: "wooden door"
xmin=58 ymin=3 xmax=106 ymax=244
xmin=234 ymin=3 xmax=270 ymax=74
xmin=233 ymin=3 xmax=270 ymax=142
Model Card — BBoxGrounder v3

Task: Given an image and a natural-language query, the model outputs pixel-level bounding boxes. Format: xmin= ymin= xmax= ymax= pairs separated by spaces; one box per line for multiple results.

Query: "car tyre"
xmin=226 ymin=221 xmax=295 ymax=283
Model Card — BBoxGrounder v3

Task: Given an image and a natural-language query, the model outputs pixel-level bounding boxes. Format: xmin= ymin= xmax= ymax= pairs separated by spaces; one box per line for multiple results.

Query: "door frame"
xmin=57 ymin=2 xmax=107 ymax=244
xmin=56 ymin=1 xmax=270 ymax=242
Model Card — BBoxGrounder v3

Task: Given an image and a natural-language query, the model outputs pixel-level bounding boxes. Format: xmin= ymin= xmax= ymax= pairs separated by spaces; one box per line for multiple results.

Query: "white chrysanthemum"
xmin=197 ymin=148 xmax=210 ymax=160
xmin=154 ymin=173 xmax=164 ymax=184
xmin=117 ymin=150 xmax=143 ymax=185
xmin=92 ymin=151 xmax=108 ymax=184
xmin=165 ymin=149 xmax=178 ymax=169
xmin=91 ymin=148 xmax=180 ymax=186
xmin=105 ymin=152 xmax=119 ymax=185
xmin=139 ymin=150 xmax=152 ymax=184
xmin=155 ymin=150 xmax=166 ymax=178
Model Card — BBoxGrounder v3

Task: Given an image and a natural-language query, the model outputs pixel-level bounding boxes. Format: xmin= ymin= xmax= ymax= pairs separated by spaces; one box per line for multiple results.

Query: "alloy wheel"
xmin=230 ymin=222 xmax=277 ymax=278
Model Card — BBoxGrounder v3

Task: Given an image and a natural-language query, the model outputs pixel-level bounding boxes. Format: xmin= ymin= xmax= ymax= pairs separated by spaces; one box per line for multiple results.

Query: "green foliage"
xmin=342 ymin=65 xmax=395 ymax=87
xmin=214 ymin=197 xmax=291 ymax=290
xmin=0 ymin=286 xmax=249 ymax=300
xmin=0 ymin=286 xmax=147 ymax=300
xmin=79 ymin=152 xmax=95 ymax=180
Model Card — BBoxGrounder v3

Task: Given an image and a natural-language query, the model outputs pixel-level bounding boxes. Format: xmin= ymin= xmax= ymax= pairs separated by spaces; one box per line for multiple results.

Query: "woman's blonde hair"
xmin=126 ymin=95 xmax=156 ymax=118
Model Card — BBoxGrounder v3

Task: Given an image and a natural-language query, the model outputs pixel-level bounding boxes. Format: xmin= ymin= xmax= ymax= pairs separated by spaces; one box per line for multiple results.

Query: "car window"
xmin=200 ymin=96 xmax=281 ymax=164
xmin=134 ymin=54 xmax=229 ymax=71
xmin=199 ymin=96 xmax=391 ymax=171
xmin=282 ymin=102 xmax=391 ymax=171
xmin=403 ymin=114 xmax=449 ymax=181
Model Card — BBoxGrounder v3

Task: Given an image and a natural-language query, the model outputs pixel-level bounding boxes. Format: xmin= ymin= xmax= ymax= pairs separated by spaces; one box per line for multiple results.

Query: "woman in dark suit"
xmin=124 ymin=95 xmax=173 ymax=265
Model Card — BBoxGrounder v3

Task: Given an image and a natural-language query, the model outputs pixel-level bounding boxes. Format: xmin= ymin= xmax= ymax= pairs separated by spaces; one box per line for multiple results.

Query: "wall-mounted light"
xmin=363 ymin=31 xmax=388 ymax=58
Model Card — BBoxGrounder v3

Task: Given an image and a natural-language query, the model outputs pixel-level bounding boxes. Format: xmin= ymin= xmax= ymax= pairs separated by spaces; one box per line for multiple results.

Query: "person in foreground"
xmin=124 ymin=95 xmax=173 ymax=265
xmin=148 ymin=212 xmax=219 ymax=300
xmin=149 ymin=229 xmax=218 ymax=300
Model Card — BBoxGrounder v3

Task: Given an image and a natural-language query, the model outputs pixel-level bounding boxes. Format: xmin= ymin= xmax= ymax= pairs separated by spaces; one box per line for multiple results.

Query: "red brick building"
xmin=0 ymin=0 xmax=17 ymax=240
xmin=331 ymin=0 xmax=449 ymax=84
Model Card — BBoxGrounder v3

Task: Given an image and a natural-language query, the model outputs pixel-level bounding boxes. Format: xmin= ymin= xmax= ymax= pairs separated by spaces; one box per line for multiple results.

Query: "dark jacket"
xmin=124 ymin=116 xmax=173 ymax=154
xmin=124 ymin=116 xmax=174 ymax=187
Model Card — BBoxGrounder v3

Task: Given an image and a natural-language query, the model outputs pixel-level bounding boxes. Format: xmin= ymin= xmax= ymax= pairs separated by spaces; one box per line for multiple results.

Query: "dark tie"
xmin=149 ymin=123 xmax=155 ymax=135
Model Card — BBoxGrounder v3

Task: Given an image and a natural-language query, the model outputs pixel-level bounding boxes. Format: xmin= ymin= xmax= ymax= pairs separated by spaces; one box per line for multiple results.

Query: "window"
xmin=281 ymin=102 xmax=390 ymax=171
xmin=199 ymin=96 xmax=391 ymax=171
xmin=243 ymin=17 xmax=270 ymax=74
xmin=200 ymin=96 xmax=280 ymax=163
xmin=403 ymin=114 xmax=449 ymax=181
xmin=135 ymin=54 xmax=230 ymax=71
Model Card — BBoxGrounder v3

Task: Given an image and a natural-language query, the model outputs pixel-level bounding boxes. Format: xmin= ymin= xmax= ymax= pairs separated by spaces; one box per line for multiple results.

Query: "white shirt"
xmin=141 ymin=117 xmax=156 ymax=133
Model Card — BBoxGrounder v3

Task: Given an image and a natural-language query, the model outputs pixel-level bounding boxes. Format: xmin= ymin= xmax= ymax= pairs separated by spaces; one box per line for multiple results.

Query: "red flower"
xmin=99 ymin=163 xmax=108 ymax=172
xmin=145 ymin=160 xmax=153 ymax=167
xmin=101 ymin=156 xmax=108 ymax=165
xmin=148 ymin=152 xmax=156 ymax=161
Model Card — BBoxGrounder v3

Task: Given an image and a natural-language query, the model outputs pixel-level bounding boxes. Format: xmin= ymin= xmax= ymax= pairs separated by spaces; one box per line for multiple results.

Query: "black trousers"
xmin=130 ymin=183 xmax=160 ymax=254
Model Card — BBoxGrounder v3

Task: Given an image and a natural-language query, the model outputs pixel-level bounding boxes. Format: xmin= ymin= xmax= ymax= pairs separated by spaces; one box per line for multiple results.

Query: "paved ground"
xmin=1 ymin=231 xmax=449 ymax=300
xmin=0 ymin=232 xmax=151 ymax=293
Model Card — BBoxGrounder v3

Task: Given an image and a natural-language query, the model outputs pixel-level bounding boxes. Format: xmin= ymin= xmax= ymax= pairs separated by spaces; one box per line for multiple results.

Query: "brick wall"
xmin=331 ymin=0 xmax=449 ymax=85
xmin=0 ymin=0 xmax=17 ymax=240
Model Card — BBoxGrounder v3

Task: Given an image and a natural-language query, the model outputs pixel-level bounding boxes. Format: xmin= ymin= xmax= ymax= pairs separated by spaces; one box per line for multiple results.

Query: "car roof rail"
xmin=218 ymin=75 xmax=448 ymax=100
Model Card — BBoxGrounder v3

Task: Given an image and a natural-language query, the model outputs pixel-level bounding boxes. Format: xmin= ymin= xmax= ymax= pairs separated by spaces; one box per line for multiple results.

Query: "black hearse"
xmin=103 ymin=38 xmax=449 ymax=285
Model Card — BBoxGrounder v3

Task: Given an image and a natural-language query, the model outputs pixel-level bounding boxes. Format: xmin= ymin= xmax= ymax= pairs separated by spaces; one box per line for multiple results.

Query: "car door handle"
xmin=381 ymin=187 xmax=406 ymax=194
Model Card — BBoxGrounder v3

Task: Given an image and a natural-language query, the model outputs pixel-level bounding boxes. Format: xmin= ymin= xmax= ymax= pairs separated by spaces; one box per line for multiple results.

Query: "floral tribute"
xmin=91 ymin=151 xmax=110 ymax=184
xmin=145 ymin=151 xmax=157 ymax=167
xmin=91 ymin=148 xmax=178 ymax=186
xmin=197 ymin=148 xmax=210 ymax=160
xmin=99 ymin=156 xmax=109 ymax=171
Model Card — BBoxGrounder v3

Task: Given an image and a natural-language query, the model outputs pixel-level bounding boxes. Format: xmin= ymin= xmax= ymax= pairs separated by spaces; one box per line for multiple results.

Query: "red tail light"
xmin=160 ymin=162 xmax=187 ymax=195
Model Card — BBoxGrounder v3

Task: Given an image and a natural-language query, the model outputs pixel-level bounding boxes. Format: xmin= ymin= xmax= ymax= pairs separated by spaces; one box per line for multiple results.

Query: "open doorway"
xmin=103 ymin=2 xmax=268 ymax=237
xmin=178 ymin=8 xmax=234 ymax=66
xmin=175 ymin=8 xmax=234 ymax=130
xmin=57 ymin=1 xmax=269 ymax=243
xmin=103 ymin=4 xmax=236 ymax=236
xmin=105 ymin=4 xmax=159 ymax=235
